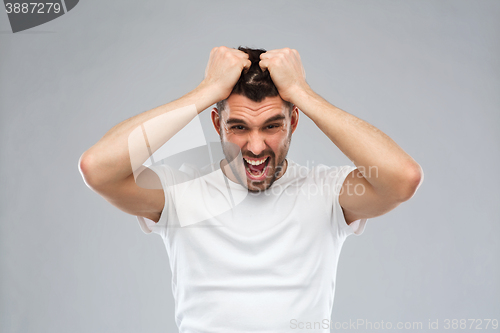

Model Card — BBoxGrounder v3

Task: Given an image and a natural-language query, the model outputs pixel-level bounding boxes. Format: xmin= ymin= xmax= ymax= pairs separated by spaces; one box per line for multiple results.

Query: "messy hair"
xmin=216 ymin=46 xmax=294 ymax=114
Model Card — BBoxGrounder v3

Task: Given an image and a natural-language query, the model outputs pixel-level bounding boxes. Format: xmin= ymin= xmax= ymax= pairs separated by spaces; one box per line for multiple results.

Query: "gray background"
xmin=1 ymin=0 xmax=499 ymax=332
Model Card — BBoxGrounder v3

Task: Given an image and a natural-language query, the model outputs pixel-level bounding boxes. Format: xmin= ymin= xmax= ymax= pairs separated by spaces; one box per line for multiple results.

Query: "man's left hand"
xmin=259 ymin=48 xmax=309 ymax=104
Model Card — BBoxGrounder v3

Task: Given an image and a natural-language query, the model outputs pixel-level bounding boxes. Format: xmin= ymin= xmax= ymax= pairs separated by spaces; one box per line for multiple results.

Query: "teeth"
xmin=244 ymin=157 xmax=267 ymax=166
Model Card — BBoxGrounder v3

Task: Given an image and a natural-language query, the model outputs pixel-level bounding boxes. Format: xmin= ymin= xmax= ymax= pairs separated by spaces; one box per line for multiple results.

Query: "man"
xmin=79 ymin=46 xmax=423 ymax=332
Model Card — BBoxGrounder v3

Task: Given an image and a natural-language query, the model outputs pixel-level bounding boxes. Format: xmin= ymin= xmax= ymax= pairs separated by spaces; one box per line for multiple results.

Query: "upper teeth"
xmin=244 ymin=157 xmax=267 ymax=166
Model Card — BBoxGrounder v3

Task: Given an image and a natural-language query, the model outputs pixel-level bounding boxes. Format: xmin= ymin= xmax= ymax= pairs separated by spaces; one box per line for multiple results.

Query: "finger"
xmin=262 ymin=48 xmax=280 ymax=54
xmin=232 ymin=50 xmax=250 ymax=69
xmin=264 ymin=49 xmax=286 ymax=58
xmin=260 ymin=52 xmax=276 ymax=61
xmin=234 ymin=48 xmax=250 ymax=58
xmin=259 ymin=59 xmax=269 ymax=71
xmin=243 ymin=59 xmax=252 ymax=71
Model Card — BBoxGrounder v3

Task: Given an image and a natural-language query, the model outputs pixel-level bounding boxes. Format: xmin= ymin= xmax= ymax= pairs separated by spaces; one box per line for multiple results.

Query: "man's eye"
xmin=231 ymin=125 xmax=245 ymax=130
xmin=266 ymin=124 xmax=280 ymax=130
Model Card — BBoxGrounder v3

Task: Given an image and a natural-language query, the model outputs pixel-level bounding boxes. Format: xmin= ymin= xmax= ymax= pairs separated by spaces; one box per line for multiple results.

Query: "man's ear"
xmin=211 ymin=107 xmax=221 ymax=135
xmin=290 ymin=105 xmax=299 ymax=134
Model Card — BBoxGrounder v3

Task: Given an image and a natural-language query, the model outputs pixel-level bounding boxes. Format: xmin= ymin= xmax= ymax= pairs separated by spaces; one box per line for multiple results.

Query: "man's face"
xmin=212 ymin=94 xmax=298 ymax=192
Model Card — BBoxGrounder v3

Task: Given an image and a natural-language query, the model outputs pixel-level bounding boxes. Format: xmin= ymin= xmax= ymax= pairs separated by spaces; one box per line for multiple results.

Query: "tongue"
xmin=247 ymin=159 xmax=266 ymax=175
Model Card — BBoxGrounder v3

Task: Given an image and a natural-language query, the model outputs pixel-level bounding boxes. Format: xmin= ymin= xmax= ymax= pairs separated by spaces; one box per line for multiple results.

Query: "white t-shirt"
xmin=137 ymin=160 xmax=367 ymax=333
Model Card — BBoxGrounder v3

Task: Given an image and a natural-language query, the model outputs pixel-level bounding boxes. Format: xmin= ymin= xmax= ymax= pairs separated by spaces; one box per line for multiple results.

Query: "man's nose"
xmin=246 ymin=131 xmax=266 ymax=156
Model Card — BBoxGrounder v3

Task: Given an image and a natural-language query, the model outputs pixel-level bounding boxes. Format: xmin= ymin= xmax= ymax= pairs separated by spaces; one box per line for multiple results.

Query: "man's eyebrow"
xmin=225 ymin=114 xmax=286 ymax=126
xmin=226 ymin=118 xmax=248 ymax=125
xmin=263 ymin=114 xmax=286 ymax=123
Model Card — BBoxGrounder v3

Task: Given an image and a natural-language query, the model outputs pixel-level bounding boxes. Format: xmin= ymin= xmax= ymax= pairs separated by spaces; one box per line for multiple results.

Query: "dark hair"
xmin=216 ymin=46 xmax=293 ymax=114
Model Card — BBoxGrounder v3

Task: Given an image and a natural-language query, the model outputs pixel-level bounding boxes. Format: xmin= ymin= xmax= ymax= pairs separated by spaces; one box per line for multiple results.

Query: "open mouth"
xmin=243 ymin=156 xmax=270 ymax=181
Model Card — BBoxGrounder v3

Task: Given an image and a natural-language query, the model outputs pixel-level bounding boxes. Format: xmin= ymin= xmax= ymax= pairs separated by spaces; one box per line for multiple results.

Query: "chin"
xmin=245 ymin=176 xmax=276 ymax=193
xmin=246 ymin=183 xmax=270 ymax=193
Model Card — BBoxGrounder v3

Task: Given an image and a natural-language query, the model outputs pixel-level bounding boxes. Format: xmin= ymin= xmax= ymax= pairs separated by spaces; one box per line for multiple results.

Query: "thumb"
xmin=259 ymin=59 xmax=269 ymax=72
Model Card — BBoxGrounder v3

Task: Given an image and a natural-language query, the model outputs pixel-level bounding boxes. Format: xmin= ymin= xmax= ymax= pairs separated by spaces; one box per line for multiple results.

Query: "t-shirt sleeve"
xmin=135 ymin=164 xmax=177 ymax=237
xmin=331 ymin=165 xmax=368 ymax=238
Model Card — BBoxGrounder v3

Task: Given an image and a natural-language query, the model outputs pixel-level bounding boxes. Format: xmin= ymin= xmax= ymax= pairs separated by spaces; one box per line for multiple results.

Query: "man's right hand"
xmin=200 ymin=46 xmax=252 ymax=102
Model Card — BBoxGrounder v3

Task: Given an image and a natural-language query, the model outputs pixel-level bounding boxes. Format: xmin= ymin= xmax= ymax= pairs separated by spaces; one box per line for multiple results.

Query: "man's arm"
xmin=78 ymin=46 xmax=251 ymax=222
xmin=260 ymin=48 xmax=423 ymax=224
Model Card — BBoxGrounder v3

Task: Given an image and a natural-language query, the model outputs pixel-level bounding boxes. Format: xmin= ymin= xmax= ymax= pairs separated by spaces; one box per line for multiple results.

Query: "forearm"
xmin=80 ymin=82 xmax=217 ymax=188
xmin=292 ymin=86 xmax=422 ymax=197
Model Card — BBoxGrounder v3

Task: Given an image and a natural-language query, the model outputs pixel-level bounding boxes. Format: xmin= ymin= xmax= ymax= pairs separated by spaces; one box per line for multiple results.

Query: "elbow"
xmin=78 ymin=151 xmax=101 ymax=190
xmin=396 ymin=162 xmax=424 ymax=202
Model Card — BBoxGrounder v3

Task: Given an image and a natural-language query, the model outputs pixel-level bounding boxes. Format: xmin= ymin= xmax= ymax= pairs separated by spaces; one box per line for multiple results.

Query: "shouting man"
xmin=79 ymin=46 xmax=423 ymax=332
